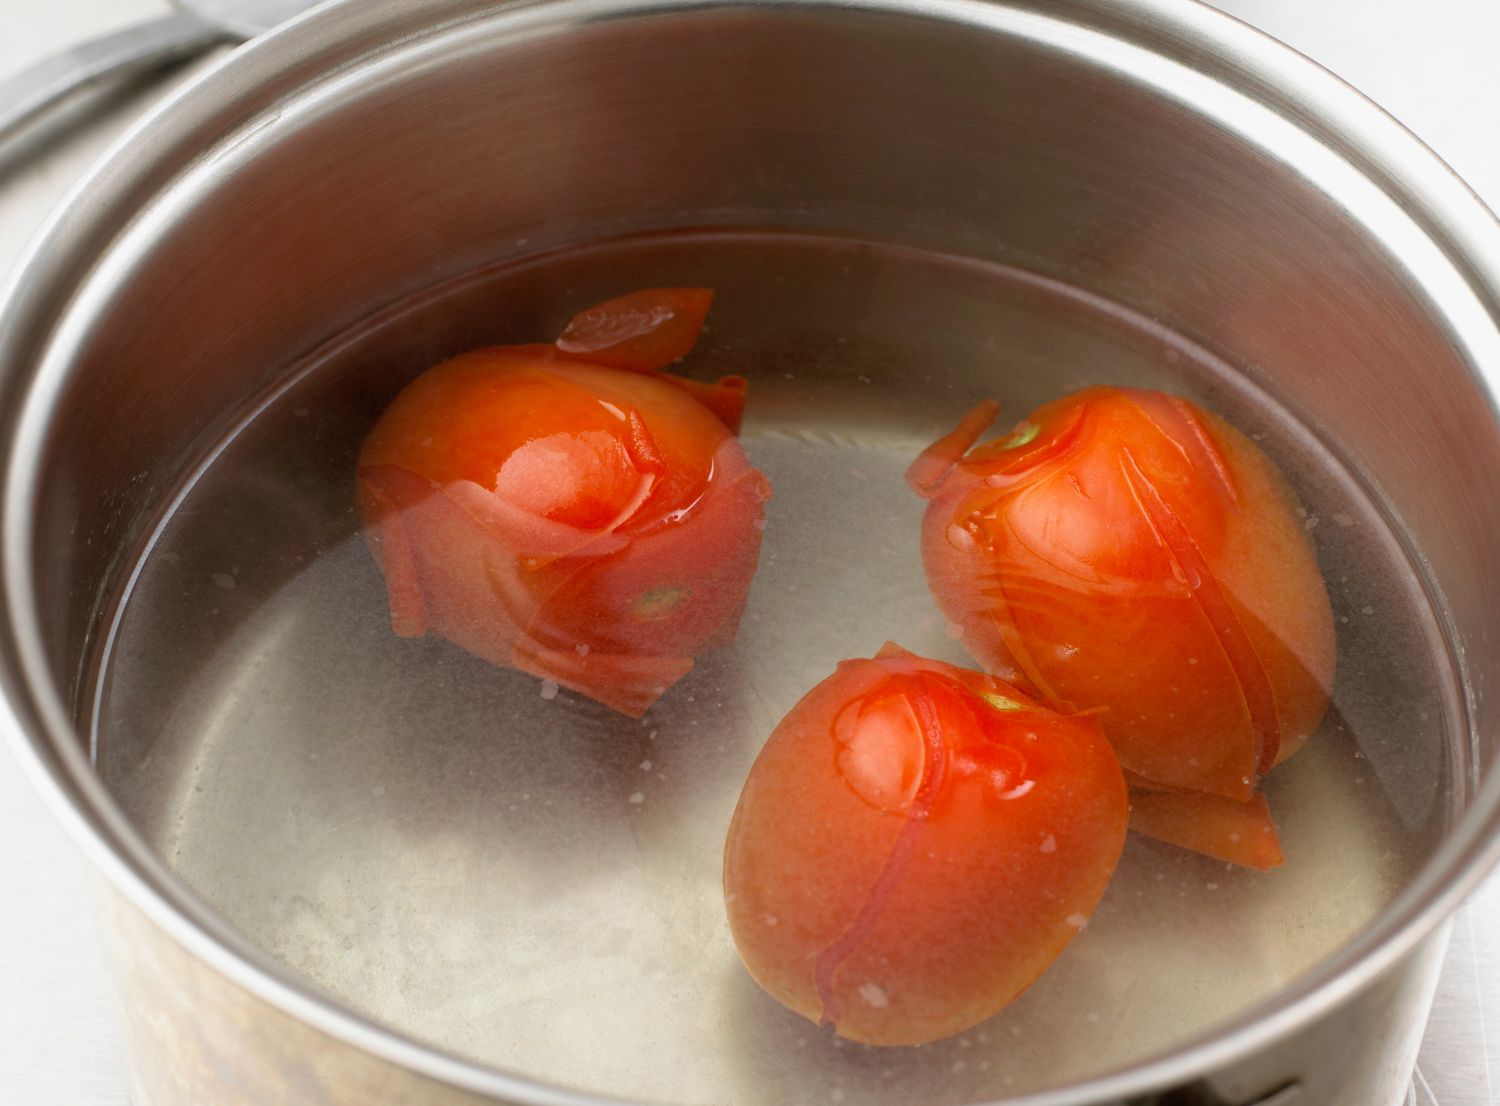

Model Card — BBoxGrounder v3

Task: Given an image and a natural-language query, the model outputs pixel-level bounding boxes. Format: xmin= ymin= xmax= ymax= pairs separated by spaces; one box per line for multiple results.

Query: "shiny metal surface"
xmin=0 ymin=5 xmax=219 ymax=1104
xmin=182 ymin=0 xmax=328 ymax=36
xmin=0 ymin=2 xmax=1494 ymax=1104
xmin=1190 ymin=7 xmax=1500 ymax=1098
xmin=0 ymin=0 xmax=319 ymax=144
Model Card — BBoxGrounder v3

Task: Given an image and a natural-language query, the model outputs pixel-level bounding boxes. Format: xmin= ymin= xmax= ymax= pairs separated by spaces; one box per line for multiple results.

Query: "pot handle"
xmin=0 ymin=12 xmax=229 ymax=145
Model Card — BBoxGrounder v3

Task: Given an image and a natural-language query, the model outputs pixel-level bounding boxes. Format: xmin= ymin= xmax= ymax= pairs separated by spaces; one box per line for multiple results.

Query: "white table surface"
xmin=1 ymin=2 xmax=1497 ymax=1104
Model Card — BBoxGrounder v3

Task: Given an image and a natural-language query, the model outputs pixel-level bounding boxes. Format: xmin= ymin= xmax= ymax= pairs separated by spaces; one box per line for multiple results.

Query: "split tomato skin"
xmin=553 ymin=287 xmax=715 ymax=374
xmin=357 ymin=291 xmax=770 ymax=717
xmin=724 ymin=644 xmax=1127 ymax=1047
xmin=910 ymin=387 xmax=1335 ymax=801
xmin=1129 ymin=788 xmax=1284 ymax=871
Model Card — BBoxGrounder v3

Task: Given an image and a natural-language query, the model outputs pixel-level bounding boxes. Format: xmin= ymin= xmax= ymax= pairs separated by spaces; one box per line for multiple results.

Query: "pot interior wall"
xmin=28 ymin=5 xmax=1500 ymax=763
xmin=12 ymin=0 xmax=1500 ymax=1102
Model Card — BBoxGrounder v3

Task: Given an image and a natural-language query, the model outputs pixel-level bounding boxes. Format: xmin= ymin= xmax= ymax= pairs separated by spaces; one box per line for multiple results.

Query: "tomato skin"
xmin=1129 ymin=789 xmax=1284 ymax=871
xmin=724 ymin=644 xmax=1127 ymax=1046
xmin=357 ymin=292 xmax=770 ymax=716
xmin=910 ymin=387 xmax=1334 ymax=801
xmin=553 ymin=287 xmax=715 ymax=374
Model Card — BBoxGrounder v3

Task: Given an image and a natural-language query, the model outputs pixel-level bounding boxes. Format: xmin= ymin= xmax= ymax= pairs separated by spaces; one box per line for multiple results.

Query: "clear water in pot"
xmin=89 ymin=231 xmax=1462 ymax=1104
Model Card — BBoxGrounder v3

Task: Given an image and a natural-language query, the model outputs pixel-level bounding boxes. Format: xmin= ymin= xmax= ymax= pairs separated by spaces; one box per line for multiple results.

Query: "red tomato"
xmin=724 ymin=643 xmax=1127 ymax=1046
xmin=358 ymin=290 xmax=771 ymax=717
xmin=553 ymin=287 xmax=715 ymax=374
xmin=908 ymin=387 xmax=1334 ymax=804
xmin=1129 ymin=789 xmax=1284 ymax=871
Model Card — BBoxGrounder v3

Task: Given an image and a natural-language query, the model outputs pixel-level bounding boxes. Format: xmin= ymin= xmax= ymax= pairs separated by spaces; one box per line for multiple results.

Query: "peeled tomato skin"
xmin=1205 ymin=420 xmax=1335 ymax=770
xmin=356 ymin=291 xmax=770 ymax=716
xmin=1128 ymin=789 xmax=1285 ymax=871
xmin=553 ymin=287 xmax=716 ymax=373
xmin=911 ymin=387 xmax=1334 ymax=801
xmin=359 ymin=353 xmax=731 ymax=506
xmin=723 ymin=645 xmax=1128 ymax=1047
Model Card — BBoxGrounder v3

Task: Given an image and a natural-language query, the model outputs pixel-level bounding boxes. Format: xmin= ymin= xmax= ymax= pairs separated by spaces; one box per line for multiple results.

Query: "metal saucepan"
xmin=2 ymin=1 xmax=1499 ymax=1104
xmin=0 ymin=0 xmax=318 ymax=144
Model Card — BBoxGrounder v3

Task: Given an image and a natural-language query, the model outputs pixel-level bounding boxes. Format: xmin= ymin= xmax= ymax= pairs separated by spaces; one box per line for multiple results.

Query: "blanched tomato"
xmin=907 ymin=387 xmax=1334 ymax=806
xmin=723 ymin=644 xmax=1127 ymax=1046
xmin=358 ymin=289 xmax=771 ymax=717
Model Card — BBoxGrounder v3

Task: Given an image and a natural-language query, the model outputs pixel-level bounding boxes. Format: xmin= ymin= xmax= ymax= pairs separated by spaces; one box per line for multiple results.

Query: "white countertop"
xmin=1 ymin=2 xmax=1497 ymax=1104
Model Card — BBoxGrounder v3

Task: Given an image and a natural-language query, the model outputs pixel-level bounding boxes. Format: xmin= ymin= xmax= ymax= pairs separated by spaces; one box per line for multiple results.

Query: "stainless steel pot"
xmin=3 ymin=1 xmax=1500 ymax=1104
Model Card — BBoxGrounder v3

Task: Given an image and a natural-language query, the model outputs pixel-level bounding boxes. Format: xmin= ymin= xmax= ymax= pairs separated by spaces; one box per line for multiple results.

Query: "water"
xmin=90 ymin=231 xmax=1461 ymax=1104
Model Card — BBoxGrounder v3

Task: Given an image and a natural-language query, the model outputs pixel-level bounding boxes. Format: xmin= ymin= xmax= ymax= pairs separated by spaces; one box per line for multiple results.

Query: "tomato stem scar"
xmin=982 ymin=691 xmax=1025 ymax=712
xmin=998 ymin=422 xmax=1040 ymax=450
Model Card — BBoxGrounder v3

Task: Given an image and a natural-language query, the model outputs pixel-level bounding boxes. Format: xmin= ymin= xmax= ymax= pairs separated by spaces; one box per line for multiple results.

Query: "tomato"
xmin=553 ymin=287 xmax=715 ymax=375
xmin=358 ymin=289 xmax=771 ymax=717
xmin=907 ymin=387 xmax=1334 ymax=806
xmin=1129 ymin=789 xmax=1284 ymax=871
xmin=723 ymin=643 xmax=1127 ymax=1046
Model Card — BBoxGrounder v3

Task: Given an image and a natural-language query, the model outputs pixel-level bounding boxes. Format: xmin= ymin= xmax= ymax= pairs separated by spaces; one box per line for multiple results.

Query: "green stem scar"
xmin=634 ymin=585 xmax=691 ymax=619
xmin=999 ymin=422 xmax=1040 ymax=449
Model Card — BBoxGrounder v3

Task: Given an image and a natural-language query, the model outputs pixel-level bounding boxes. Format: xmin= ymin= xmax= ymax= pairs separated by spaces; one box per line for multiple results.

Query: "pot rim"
xmin=3 ymin=0 xmax=1500 ymax=1103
